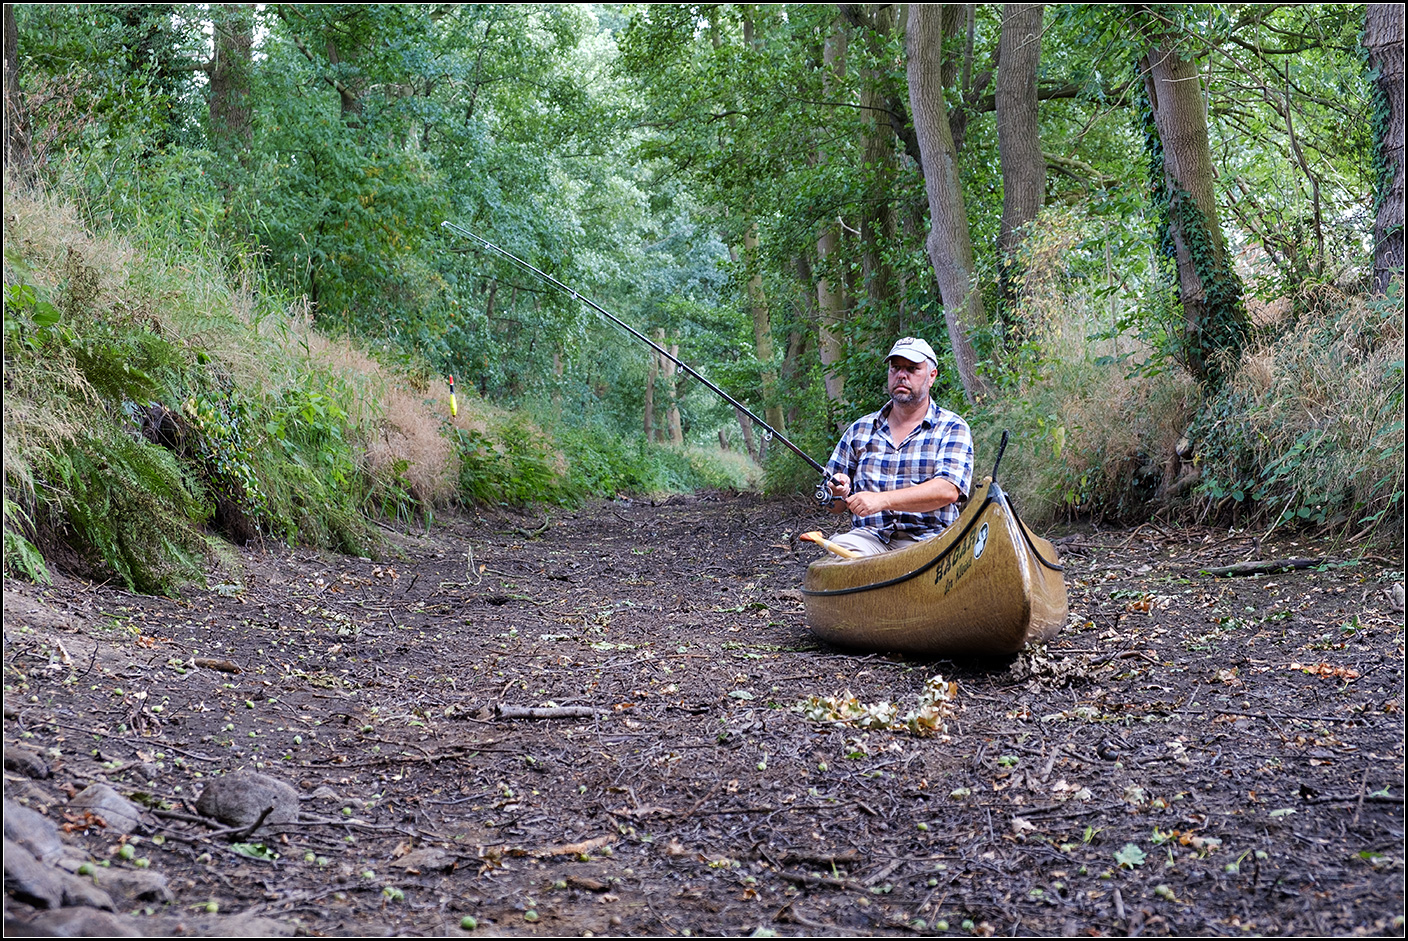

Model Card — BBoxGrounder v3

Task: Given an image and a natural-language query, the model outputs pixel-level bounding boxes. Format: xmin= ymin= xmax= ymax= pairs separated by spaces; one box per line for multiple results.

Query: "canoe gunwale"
xmin=800 ymin=481 xmax=1061 ymax=599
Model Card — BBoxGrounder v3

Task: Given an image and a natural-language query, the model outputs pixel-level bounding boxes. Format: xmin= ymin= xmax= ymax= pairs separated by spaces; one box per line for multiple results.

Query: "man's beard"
xmin=890 ymin=384 xmax=926 ymax=406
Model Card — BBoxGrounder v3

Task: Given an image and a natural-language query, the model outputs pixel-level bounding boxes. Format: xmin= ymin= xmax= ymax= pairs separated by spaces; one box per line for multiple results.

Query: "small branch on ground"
xmin=1201 ymin=557 xmax=1323 ymax=577
xmin=494 ymin=704 xmax=605 ymax=720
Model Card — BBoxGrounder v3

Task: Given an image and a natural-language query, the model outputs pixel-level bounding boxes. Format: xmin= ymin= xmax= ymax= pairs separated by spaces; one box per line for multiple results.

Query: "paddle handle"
xmin=800 ymin=531 xmax=862 ymax=560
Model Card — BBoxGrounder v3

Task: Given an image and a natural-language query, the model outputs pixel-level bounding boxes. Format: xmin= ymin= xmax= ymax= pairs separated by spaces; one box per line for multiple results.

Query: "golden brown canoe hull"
xmin=802 ymin=480 xmax=1067 ymax=657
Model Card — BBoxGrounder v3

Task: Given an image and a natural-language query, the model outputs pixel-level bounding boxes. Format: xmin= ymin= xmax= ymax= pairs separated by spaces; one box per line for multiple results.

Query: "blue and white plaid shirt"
xmin=825 ymin=399 xmax=974 ymax=542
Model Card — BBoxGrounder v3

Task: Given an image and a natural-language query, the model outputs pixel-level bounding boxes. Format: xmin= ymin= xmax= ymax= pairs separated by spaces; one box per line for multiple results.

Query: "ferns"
xmin=44 ymin=431 xmax=211 ymax=595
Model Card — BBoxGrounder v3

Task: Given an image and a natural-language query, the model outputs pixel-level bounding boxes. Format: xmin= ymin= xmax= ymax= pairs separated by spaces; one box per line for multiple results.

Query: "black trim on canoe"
xmin=1007 ymin=491 xmax=1065 ymax=574
xmin=801 ymin=482 xmax=1063 ymax=598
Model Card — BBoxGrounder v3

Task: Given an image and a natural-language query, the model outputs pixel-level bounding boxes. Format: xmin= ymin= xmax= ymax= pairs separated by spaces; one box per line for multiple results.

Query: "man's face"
xmin=888 ymin=356 xmax=936 ymax=406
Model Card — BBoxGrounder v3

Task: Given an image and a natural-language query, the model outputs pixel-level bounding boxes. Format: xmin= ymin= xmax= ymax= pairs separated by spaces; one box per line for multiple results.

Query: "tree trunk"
xmin=666 ymin=342 xmax=684 ymax=446
xmin=3 ymin=2 xmax=33 ymax=185
xmin=906 ymin=3 xmax=993 ymax=403
xmin=816 ymin=18 xmax=849 ymax=419
xmin=942 ymin=5 xmax=969 ymax=152
xmin=837 ymin=4 xmax=925 ymax=169
xmin=788 ymin=255 xmax=818 ymax=431
xmin=1367 ymin=3 xmax=1405 ymax=294
xmin=739 ymin=228 xmax=786 ymax=438
xmin=649 ymin=328 xmax=665 ymax=442
xmin=1142 ymin=42 xmax=1248 ymax=385
xmin=644 ymin=342 xmax=657 ymax=443
xmin=996 ymin=5 xmax=1045 ymax=279
xmin=854 ymin=3 xmax=900 ymax=334
xmin=737 ymin=411 xmax=758 ymax=462
xmin=207 ymin=4 xmax=254 ymax=165
xmin=816 ymin=229 xmax=847 ymax=413
xmin=551 ymin=348 xmax=563 ymax=410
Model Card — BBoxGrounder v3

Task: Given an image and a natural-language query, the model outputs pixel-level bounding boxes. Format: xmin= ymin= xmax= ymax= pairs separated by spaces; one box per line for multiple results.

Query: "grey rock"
xmin=195 ymin=771 xmax=301 ymax=830
xmin=3 ymin=837 xmax=64 ymax=909
xmin=4 ymin=745 xmax=51 ymax=779
xmin=159 ymin=912 xmax=298 ymax=937
xmin=87 ymin=866 xmax=172 ymax=906
xmin=69 ymin=784 xmax=148 ymax=835
xmin=25 ymin=906 xmax=144 ymax=937
xmin=394 ymin=846 xmax=457 ymax=872
xmin=4 ymin=798 xmax=65 ymax=863
xmin=60 ymin=872 xmax=117 ymax=912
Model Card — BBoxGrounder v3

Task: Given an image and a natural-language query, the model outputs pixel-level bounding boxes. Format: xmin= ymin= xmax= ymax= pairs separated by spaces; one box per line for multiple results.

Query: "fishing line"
xmin=440 ymin=220 xmax=838 ymax=502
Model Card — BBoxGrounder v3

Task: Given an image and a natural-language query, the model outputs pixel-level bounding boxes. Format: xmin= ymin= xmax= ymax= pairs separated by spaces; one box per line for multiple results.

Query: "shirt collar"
xmin=879 ymin=398 xmax=939 ymax=428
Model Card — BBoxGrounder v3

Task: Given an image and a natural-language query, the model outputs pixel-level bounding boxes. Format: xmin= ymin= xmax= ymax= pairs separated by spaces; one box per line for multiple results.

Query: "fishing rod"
xmin=440 ymin=220 xmax=839 ymax=502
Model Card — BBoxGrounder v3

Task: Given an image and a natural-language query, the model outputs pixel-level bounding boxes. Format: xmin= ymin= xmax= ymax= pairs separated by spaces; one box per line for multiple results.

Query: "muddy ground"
xmin=3 ymin=492 xmax=1404 ymax=937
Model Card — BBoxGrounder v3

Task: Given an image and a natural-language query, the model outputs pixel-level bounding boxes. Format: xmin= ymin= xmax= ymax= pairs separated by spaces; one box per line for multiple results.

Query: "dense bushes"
xmin=1194 ymin=283 xmax=1404 ymax=536
xmin=454 ymin=413 xmax=755 ymax=508
xmin=970 ymin=207 xmax=1404 ymax=540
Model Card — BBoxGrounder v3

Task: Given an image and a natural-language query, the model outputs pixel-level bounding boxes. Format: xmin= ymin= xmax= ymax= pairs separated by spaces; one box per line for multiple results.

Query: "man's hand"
xmin=826 ymin=474 xmax=851 ymax=514
xmin=845 ymin=490 xmax=890 ymax=517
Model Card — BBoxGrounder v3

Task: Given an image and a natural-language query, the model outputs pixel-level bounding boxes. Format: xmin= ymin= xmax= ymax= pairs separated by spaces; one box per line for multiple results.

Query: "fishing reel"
xmin=814 ymin=474 xmax=843 ymax=508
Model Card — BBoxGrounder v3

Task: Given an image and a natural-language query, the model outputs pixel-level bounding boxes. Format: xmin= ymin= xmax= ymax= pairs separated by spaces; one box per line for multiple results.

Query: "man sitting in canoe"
xmin=822 ymin=337 xmax=974 ymax=557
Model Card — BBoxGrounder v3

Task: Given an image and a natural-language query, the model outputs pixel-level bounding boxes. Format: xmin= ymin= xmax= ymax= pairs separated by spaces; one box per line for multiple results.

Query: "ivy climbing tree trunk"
xmin=906 ymin=3 xmax=993 ymax=404
xmin=205 ymin=4 xmax=254 ymax=165
xmin=996 ymin=4 xmax=1045 ymax=304
xmin=1141 ymin=42 xmax=1248 ymax=386
xmin=1366 ymin=3 xmax=1405 ymax=295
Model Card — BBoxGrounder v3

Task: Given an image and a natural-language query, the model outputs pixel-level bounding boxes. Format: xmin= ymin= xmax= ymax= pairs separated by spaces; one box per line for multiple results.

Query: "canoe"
xmin=802 ymin=477 xmax=1067 ymax=657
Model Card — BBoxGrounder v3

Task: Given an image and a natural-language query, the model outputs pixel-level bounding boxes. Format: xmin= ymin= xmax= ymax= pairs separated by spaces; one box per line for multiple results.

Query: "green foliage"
xmin=453 ymin=412 xmax=752 ymax=509
xmin=3 ymin=498 xmax=50 ymax=585
xmin=971 ymin=359 xmax=1196 ymax=524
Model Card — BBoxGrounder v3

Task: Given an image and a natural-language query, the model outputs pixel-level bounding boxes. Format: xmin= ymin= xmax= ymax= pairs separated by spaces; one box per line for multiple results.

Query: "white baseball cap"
xmin=885 ymin=337 xmax=937 ymax=369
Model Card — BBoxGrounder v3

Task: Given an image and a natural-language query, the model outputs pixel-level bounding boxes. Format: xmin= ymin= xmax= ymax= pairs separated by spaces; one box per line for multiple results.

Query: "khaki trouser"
xmin=828 ymin=529 xmax=928 ymax=558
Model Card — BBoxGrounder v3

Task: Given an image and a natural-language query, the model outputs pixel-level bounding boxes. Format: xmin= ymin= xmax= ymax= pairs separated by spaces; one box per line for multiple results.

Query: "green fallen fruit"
xmin=460 ymin=915 xmax=477 ymax=930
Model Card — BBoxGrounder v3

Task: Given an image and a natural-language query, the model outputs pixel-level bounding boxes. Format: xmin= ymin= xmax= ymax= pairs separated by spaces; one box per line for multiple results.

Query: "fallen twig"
xmin=1200 ymin=557 xmax=1323 ymax=577
xmin=779 ymin=870 xmax=856 ymax=890
xmin=525 ymin=834 xmax=617 ymax=858
xmin=190 ymin=657 xmax=242 ymax=673
xmin=494 ymin=704 xmax=605 ymax=720
xmin=230 ymin=804 xmax=275 ymax=841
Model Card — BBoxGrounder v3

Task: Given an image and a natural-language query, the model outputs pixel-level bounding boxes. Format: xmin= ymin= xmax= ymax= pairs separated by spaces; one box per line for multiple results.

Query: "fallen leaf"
xmin=1114 ymin=843 xmax=1147 ymax=868
xmin=1288 ymin=661 xmax=1360 ymax=680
